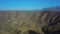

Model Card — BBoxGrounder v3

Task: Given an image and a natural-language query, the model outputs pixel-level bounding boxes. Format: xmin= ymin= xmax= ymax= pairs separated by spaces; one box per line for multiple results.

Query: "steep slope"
xmin=28 ymin=11 xmax=60 ymax=34
xmin=0 ymin=10 xmax=60 ymax=34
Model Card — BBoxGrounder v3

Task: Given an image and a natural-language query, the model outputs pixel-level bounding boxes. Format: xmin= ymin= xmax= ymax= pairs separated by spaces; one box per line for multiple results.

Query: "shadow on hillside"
xmin=42 ymin=27 xmax=60 ymax=34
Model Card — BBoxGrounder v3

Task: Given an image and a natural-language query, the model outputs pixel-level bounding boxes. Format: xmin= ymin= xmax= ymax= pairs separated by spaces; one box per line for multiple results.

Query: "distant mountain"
xmin=42 ymin=6 xmax=60 ymax=11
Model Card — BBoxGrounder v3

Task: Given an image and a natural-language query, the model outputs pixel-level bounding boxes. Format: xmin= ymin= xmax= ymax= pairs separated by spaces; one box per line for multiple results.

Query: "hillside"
xmin=0 ymin=10 xmax=60 ymax=34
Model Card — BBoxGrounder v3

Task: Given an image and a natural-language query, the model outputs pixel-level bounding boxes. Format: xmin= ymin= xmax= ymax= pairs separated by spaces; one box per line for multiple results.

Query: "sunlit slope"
xmin=0 ymin=11 xmax=60 ymax=34
xmin=0 ymin=11 xmax=42 ymax=34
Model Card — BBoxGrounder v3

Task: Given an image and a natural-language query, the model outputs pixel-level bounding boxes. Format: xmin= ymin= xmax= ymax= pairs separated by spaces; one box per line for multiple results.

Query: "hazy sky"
xmin=0 ymin=0 xmax=60 ymax=10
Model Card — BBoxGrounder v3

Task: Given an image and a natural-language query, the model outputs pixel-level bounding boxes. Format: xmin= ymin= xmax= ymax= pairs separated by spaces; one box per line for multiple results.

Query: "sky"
xmin=0 ymin=0 xmax=60 ymax=10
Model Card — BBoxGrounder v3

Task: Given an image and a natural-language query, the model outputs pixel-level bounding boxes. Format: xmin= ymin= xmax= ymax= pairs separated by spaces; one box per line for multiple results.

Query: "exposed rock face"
xmin=39 ymin=11 xmax=60 ymax=34
xmin=0 ymin=11 xmax=60 ymax=34
xmin=33 ymin=11 xmax=60 ymax=34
